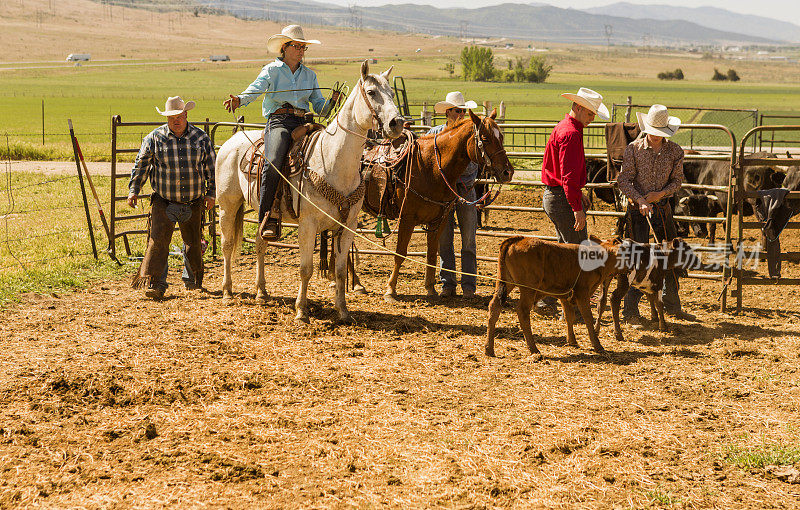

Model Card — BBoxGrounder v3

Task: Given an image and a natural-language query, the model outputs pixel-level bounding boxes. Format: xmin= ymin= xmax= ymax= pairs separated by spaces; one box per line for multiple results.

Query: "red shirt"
xmin=541 ymin=114 xmax=586 ymax=211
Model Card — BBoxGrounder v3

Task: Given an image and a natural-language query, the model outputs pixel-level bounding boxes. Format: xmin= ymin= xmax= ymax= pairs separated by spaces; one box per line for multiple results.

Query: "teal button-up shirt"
xmin=237 ymin=58 xmax=329 ymax=119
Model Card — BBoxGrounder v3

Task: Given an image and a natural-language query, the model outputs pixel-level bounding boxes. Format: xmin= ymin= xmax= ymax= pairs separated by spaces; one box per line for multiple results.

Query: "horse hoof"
xmin=337 ymin=314 xmax=354 ymax=325
xmin=485 ymin=347 xmax=496 ymax=357
xmin=530 ymin=353 xmax=544 ymax=362
xmin=295 ymin=313 xmax=310 ymax=324
xmin=353 ymin=285 xmax=368 ymax=295
xmin=384 ymin=293 xmax=400 ymax=304
xmin=255 ymin=291 xmax=267 ymax=304
xmin=222 ymin=290 xmax=234 ymax=301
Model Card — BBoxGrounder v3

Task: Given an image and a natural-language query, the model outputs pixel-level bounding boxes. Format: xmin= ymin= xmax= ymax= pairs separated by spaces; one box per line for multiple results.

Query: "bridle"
xmin=331 ymin=78 xmax=387 ymax=140
xmin=470 ymin=119 xmax=508 ymax=171
xmin=432 ymin=116 xmax=508 ymax=206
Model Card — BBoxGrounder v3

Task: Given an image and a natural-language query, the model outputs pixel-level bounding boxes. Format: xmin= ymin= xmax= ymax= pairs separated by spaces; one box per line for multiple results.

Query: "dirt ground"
xmin=2 ymin=189 xmax=800 ymax=508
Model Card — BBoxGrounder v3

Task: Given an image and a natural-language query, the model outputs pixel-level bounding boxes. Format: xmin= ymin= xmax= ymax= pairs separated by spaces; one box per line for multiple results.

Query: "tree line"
xmin=460 ymin=46 xmax=552 ymax=83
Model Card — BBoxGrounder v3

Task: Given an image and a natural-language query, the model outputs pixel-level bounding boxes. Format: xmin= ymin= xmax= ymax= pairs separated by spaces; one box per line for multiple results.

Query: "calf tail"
xmin=495 ymin=236 xmax=523 ymax=305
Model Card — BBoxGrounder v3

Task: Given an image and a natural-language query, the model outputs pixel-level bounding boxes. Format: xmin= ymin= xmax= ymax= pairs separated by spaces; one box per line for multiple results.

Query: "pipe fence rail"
xmin=106 ymin=114 xmax=791 ymax=314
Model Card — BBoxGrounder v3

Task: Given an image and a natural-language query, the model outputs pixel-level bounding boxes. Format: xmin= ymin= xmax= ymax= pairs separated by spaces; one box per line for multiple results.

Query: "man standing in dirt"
xmin=539 ymin=88 xmax=608 ymax=314
xmin=541 ymin=87 xmax=609 ymax=244
xmin=429 ymin=91 xmax=480 ymax=298
xmin=128 ymin=96 xmax=216 ymax=300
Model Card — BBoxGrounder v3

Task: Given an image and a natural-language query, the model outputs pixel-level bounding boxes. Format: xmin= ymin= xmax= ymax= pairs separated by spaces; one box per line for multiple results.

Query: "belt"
xmin=273 ymin=107 xmax=307 ymax=117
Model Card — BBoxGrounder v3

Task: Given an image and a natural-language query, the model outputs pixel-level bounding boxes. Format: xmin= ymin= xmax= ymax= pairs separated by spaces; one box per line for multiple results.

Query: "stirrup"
xmin=259 ymin=217 xmax=281 ymax=241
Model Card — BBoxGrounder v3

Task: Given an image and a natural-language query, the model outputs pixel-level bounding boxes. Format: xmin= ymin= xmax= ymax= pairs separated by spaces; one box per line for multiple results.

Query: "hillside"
xmin=585 ymin=2 xmax=800 ymax=44
xmin=205 ymin=0 xmax=777 ymax=45
xmin=0 ymin=0 xmax=462 ymax=62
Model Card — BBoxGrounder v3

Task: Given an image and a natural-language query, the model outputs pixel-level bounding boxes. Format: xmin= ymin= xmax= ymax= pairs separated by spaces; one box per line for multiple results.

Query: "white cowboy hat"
xmin=267 ymin=25 xmax=321 ymax=55
xmin=561 ymin=87 xmax=610 ymax=121
xmin=156 ymin=96 xmax=195 ymax=117
xmin=434 ymin=91 xmax=478 ymax=114
xmin=637 ymin=104 xmax=681 ymax=138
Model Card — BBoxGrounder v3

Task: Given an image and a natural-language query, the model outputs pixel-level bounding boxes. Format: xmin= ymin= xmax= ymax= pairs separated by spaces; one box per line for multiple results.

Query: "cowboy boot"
xmin=259 ymin=216 xmax=281 ymax=241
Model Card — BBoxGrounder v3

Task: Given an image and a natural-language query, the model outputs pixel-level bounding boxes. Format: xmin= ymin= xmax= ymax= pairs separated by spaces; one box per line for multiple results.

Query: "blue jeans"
xmin=259 ymin=113 xmax=305 ymax=222
xmin=542 ymin=186 xmax=588 ymax=244
xmin=439 ymin=185 xmax=477 ymax=293
xmin=623 ymin=201 xmax=681 ymax=317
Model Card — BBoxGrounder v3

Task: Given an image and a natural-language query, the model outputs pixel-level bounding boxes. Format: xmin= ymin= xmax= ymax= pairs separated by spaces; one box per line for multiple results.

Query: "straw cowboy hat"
xmin=156 ymin=96 xmax=195 ymax=117
xmin=267 ymin=25 xmax=321 ymax=54
xmin=561 ymin=87 xmax=610 ymax=121
xmin=434 ymin=91 xmax=478 ymax=114
xmin=637 ymin=104 xmax=681 ymax=138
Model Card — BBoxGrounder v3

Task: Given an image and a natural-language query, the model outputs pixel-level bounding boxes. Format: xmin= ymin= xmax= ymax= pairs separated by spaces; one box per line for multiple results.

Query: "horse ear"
xmin=381 ymin=65 xmax=394 ymax=79
xmin=489 ymin=108 xmax=497 ymax=119
xmin=468 ymin=109 xmax=480 ymax=124
xmin=361 ymin=60 xmax=369 ymax=80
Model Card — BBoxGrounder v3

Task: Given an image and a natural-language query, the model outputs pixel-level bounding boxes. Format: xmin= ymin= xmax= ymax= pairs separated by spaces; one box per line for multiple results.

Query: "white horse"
xmin=215 ymin=60 xmax=403 ymax=322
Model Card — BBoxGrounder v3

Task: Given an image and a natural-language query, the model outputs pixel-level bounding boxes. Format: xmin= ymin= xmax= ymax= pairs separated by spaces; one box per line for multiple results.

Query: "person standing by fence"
xmin=128 ymin=96 xmax=216 ymax=300
xmin=429 ymin=91 xmax=480 ymax=298
xmin=618 ymin=104 xmax=694 ymax=322
xmin=539 ymin=88 xmax=608 ymax=315
xmin=541 ymin=87 xmax=609 ymax=244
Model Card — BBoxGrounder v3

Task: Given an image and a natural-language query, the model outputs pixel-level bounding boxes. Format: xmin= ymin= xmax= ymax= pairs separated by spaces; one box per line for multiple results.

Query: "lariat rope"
xmin=227 ymin=83 xmax=584 ymax=297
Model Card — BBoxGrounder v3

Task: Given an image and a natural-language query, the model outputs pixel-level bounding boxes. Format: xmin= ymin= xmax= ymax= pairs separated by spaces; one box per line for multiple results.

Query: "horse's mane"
xmin=418 ymin=115 xmax=478 ymax=140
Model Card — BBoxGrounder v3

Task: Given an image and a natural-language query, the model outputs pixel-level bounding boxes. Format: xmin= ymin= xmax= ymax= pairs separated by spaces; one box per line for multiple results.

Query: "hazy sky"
xmin=320 ymin=0 xmax=800 ymax=26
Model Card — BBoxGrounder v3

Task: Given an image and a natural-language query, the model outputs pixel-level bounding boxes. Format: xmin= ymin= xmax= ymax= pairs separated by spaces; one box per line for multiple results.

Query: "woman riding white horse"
xmin=216 ymin=61 xmax=403 ymax=322
xmin=223 ymin=25 xmax=340 ymax=241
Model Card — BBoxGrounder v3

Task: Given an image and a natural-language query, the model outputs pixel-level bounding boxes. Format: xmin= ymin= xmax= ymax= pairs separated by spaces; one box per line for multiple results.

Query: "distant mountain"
xmin=584 ymin=2 xmax=800 ymax=43
xmin=205 ymin=0 xmax=778 ymax=45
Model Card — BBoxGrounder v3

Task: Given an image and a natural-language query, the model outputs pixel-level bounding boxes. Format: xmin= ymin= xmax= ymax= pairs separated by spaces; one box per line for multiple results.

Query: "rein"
xmin=431 ymin=118 xmax=506 ymax=206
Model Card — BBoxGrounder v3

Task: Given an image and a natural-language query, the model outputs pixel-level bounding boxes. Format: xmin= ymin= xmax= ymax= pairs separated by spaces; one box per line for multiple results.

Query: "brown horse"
xmin=356 ymin=109 xmax=514 ymax=302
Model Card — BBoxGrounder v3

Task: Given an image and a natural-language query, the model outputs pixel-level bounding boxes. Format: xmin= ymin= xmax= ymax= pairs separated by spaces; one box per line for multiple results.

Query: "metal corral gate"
xmin=109 ymin=115 xmax=739 ymax=312
xmin=734 ymin=125 xmax=800 ymax=312
xmin=108 ymin=115 xmax=234 ymax=258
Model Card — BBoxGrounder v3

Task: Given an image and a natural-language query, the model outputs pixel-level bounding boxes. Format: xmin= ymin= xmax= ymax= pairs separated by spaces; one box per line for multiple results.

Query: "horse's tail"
xmin=495 ymin=236 xmax=522 ymax=305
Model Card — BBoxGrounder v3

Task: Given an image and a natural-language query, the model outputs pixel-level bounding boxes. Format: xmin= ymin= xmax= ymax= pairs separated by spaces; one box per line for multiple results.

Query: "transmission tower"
xmin=604 ymin=24 xmax=613 ymax=48
xmin=459 ymin=20 xmax=469 ymax=40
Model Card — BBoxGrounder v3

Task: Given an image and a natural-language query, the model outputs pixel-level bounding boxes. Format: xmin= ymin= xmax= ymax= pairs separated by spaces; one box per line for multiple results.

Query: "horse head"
xmin=352 ymin=60 xmax=404 ymax=139
xmin=468 ymin=109 xmax=514 ymax=183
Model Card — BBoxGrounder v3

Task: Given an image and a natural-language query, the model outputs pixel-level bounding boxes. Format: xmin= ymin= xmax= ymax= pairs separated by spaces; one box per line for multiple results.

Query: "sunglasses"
xmin=449 ymin=108 xmax=466 ymax=114
xmin=287 ymin=43 xmax=308 ymax=51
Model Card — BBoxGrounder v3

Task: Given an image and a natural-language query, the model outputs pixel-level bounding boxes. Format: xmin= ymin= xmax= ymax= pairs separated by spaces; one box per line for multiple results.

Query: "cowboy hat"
xmin=267 ymin=25 xmax=321 ymax=54
xmin=561 ymin=87 xmax=610 ymax=121
xmin=156 ymin=96 xmax=195 ymax=117
xmin=636 ymin=104 xmax=681 ymax=138
xmin=434 ymin=91 xmax=478 ymax=114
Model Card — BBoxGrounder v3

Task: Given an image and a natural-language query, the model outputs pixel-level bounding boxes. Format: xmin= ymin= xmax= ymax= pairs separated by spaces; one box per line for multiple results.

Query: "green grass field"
xmin=3 ymin=54 xmax=800 ymax=302
xmin=3 ymin=56 xmax=800 ymax=160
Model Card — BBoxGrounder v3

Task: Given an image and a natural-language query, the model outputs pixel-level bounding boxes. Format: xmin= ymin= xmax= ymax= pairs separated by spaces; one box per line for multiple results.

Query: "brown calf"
xmin=594 ymin=238 xmax=700 ymax=342
xmin=486 ymin=236 xmax=622 ymax=357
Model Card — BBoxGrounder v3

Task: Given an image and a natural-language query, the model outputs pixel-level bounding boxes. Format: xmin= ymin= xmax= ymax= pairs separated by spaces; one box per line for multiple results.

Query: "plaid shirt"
xmin=618 ymin=136 xmax=683 ymax=204
xmin=129 ymin=124 xmax=216 ymax=203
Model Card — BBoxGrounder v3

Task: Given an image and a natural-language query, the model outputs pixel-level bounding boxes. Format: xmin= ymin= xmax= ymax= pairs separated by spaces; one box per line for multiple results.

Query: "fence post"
xmin=498 ymin=100 xmax=505 ymax=123
xmin=483 ymin=100 xmax=492 ymax=116
xmin=69 ymin=120 xmax=97 ymax=259
xmin=624 ymin=96 xmax=632 ymax=122
xmin=110 ymin=115 xmax=118 ymax=259
xmin=422 ymin=102 xmax=432 ymax=126
xmin=41 ymin=99 xmax=45 ymax=145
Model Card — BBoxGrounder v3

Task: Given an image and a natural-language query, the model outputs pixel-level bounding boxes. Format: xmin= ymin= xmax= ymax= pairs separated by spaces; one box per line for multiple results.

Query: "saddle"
xmin=240 ymin=123 xmax=324 ymax=220
xmin=361 ymin=128 xmax=416 ymax=220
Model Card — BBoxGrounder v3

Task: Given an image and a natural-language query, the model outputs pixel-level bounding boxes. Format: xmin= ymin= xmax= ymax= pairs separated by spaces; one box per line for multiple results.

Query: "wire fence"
xmin=0 ymin=148 xmax=106 ymax=275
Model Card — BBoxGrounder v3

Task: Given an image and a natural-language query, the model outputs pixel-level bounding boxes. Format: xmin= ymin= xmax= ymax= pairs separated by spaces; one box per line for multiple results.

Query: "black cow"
xmin=682 ymin=152 xmax=784 ymax=243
